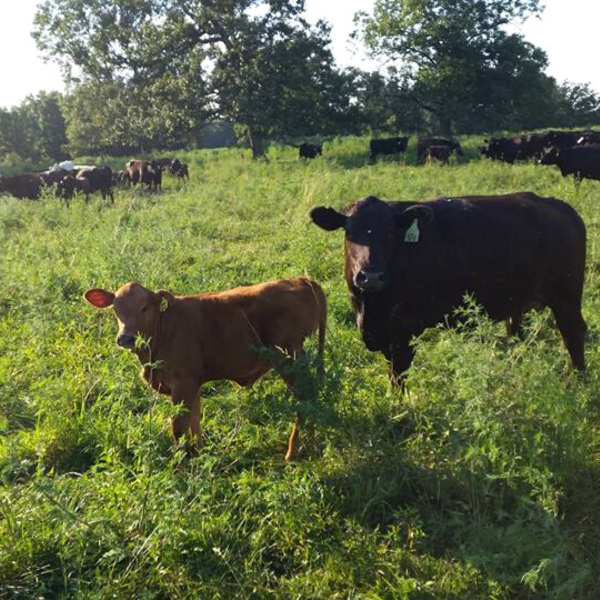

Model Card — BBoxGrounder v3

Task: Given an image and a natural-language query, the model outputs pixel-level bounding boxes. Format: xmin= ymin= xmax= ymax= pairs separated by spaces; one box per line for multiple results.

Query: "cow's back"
xmin=391 ymin=193 xmax=585 ymax=324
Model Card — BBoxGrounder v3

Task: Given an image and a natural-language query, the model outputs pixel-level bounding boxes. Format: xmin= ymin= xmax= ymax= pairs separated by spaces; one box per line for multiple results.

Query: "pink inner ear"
xmin=84 ymin=288 xmax=115 ymax=308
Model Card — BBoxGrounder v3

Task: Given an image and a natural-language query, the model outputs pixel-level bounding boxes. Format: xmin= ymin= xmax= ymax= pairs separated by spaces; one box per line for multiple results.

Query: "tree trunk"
xmin=248 ymin=129 xmax=265 ymax=159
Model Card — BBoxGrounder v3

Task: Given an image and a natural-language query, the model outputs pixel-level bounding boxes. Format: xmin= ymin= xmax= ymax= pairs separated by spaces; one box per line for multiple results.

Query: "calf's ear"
xmin=310 ymin=206 xmax=347 ymax=231
xmin=84 ymin=288 xmax=115 ymax=308
xmin=155 ymin=290 xmax=175 ymax=312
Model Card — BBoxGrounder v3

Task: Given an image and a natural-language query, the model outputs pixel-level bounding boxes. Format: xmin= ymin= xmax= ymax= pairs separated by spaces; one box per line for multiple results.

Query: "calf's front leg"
xmin=170 ymin=380 xmax=203 ymax=450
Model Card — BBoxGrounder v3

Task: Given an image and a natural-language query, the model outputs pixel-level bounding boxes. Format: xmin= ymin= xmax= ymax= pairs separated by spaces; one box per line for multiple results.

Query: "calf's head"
xmin=310 ymin=196 xmax=433 ymax=293
xmin=84 ymin=282 xmax=173 ymax=351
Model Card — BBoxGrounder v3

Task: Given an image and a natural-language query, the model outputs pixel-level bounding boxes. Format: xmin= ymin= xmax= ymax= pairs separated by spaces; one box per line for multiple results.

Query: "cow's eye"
xmin=140 ymin=306 xmax=149 ymax=314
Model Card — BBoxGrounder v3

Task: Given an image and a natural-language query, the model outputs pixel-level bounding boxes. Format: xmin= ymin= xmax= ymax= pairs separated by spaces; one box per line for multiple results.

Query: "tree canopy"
xmin=33 ymin=0 xmax=357 ymax=156
xmin=356 ymin=0 xmax=553 ymax=132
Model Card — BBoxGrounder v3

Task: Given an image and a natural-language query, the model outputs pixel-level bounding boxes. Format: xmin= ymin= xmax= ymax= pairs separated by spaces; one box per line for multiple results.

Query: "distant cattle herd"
xmin=1 ymin=130 xmax=600 ymax=203
xmin=0 ymin=157 xmax=190 ymax=202
xmin=1 ymin=130 xmax=597 ymax=456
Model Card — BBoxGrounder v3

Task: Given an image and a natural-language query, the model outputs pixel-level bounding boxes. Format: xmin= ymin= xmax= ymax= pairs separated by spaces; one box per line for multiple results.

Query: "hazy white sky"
xmin=1 ymin=0 xmax=598 ymax=108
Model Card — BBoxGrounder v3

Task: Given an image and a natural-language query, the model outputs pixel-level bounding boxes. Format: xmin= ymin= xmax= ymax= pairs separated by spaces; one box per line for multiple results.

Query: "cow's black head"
xmin=310 ymin=196 xmax=433 ymax=294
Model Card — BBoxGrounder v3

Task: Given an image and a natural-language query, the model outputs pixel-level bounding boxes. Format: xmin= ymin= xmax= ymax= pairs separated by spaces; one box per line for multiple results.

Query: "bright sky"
xmin=0 ymin=0 xmax=598 ymax=109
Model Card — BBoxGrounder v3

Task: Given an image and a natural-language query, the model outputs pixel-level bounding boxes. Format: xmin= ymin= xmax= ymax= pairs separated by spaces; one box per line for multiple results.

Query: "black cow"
xmin=481 ymin=135 xmax=545 ymax=163
xmin=540 ymin=146 xmax=600 ymax=182
xmin=417 ymin=138 xmax=463 ymax=162
xmin=149 ymin=160 xmax=163 ymax=191
xmin=0 ymin=174 xmax=42 ymax=200
xmin=545 ymin=130 xmax=600 ymax=149
xmin=57 ymin=175 xmax=91 ymax=203
xmin=172 ymin=162 xmax=189 ymax=180
xmin=310 ymin=194 xmax=586 ymax=380
xmin=370 ymin=137 xmax=410 ymax=161
xmin=37 ymin=169 xmax=69 ymax=186
xmin=576 ymin=132 xmax=600 ymax=146
xmin=76 ymin=166 xmax=114 ymax=202
xmin=168 ymin=158 xmax=183 ymax=174
xmin=299 ymin=143 xmax=322 ymax=159
xmin=423 ymin=145 xmax=454 ymax=163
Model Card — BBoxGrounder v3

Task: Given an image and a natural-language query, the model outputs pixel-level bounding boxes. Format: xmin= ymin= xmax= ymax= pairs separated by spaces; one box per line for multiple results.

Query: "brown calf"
xmin=84 ymin=278 xmax=327 ymax=460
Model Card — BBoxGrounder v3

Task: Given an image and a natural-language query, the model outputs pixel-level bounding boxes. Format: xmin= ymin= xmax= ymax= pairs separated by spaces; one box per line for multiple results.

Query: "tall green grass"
xmin=1 ymin=137 xmax=600 ymax=597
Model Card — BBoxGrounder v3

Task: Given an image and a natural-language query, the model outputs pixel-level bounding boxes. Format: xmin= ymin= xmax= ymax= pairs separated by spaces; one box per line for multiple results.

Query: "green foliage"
xmin=2 ymin=136 xmax=600 ymax=597
xmin=0 ymin=92 xmax=68 ymax=165
xmin=34 ymin=0 xmax=357 ymax=156
xmin=356 ymin=0 xmax=563 ymax=133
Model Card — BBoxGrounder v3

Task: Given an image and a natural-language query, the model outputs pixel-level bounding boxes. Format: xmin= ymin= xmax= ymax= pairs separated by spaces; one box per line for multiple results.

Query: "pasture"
xmin=2 ymin=136 xmax=600 ymax=598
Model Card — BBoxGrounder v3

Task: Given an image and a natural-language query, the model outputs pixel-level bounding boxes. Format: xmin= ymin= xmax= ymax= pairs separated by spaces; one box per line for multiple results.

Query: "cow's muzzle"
xmin=117 ymin=334 xmax=136 ymax=349
xmin=355 ymin=269 xmax=389 ymax=292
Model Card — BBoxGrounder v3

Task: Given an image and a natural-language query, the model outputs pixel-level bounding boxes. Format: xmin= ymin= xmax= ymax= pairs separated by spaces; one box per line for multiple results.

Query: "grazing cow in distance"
xmin=370 ymin=137 xmax=410 ymax=161
xmin=545 ymin=130 xmax=600 ymax=149
xmin=154 ymin=158 xmax=175 ymax=170
xmin=83 ymin=278 xmax=327 ymax=461
xmin=126 ymin=160 xmax=161 ymax=191
xmin=0 ymin=174 xmax=42 ymax=200
xmin=540 ymin=145 xmax=600 ymax=182
xmin=57 ymin=174 xmax=92 ymax=203
xmin=37 ymin=169 xmax=69 ymax=186
xmin=299 ymin=143 xmax=322 ymax=159
xmin=126 ymin=160 xmax=152 ymax=189
xmin=481 ymin=135 xmax=545 ymax=163
xmin=76 ymin=166 xmax=114 ymax=202
xmin=310 ymin=193 xmax=586 ymax=381
xmin=172 ymin=162 xmax=189 ymax=180
xmin=149 ymin=160 xmax=163 ymax=191
xmin=423 ymin=145 xmax=454 ymax=163
xmin=112 ymin=170 xmax=130 ymax=187
xmin=417 ymin=138 xmax=463 ymax=162
xmin=576 ymin=132 xmax=600 ymax=146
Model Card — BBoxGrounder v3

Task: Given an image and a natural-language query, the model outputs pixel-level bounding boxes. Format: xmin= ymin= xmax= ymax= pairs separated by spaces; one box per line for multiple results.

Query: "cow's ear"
xmin=396 ymin=205 xmax=434 ymax=230
xmin=84 ymin=288 xmax=115 ymax=309
xmin=310 ymin=206 xmax=347 ymax=231
xmin=155 ymin=289 xmax=175 ymax=312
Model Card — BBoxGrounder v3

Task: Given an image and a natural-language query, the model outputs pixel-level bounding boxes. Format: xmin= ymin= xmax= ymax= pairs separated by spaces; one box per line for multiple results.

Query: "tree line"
xmin=1 ymin=0 xmax=599 ymax=165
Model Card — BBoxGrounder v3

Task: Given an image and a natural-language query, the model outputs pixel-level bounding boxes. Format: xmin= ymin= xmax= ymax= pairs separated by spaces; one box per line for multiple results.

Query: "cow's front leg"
xmin=170 ymin=380 xmax=203 ymax=450
xmin=390 ymin=338 xmax=414 ymax=388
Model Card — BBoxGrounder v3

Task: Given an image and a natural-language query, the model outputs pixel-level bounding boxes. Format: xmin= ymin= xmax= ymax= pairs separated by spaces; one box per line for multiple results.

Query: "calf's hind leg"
xmin=272 ymin=347 xmax=314 ymax=461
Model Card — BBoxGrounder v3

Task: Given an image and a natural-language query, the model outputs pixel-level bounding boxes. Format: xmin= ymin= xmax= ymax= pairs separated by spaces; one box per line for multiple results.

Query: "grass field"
xmin=2 ymin=136 xmax=600 ymax=598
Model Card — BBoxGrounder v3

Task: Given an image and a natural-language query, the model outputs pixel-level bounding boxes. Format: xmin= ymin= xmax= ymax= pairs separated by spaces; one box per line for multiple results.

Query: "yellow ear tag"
xmin=404 ymin=219 xmax=420 ymax=243
xmin=159 ymin=297 xmax=169 ymax=312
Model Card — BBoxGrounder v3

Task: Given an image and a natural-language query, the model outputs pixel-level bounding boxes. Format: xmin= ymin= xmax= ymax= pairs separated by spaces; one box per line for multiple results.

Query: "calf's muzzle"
xmin=117 ymin=334 xmax=136 ymax=349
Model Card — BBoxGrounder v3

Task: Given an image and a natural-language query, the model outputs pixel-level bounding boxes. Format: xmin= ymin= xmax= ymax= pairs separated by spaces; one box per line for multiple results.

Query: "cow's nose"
xmin=355 ymin=270 xmax=389 ymax=291
xmin=117 ymin=334 xmax=136 ymax=349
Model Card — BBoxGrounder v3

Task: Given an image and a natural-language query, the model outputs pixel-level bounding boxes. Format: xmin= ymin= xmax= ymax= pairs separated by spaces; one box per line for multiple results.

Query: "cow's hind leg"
xmin=551 ymin=301 xmax=587 ymax=371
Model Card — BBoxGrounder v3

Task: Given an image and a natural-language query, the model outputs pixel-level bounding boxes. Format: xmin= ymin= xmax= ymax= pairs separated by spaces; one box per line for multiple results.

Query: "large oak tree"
xmin=34 ymin=0 xmax=356 ymax=156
